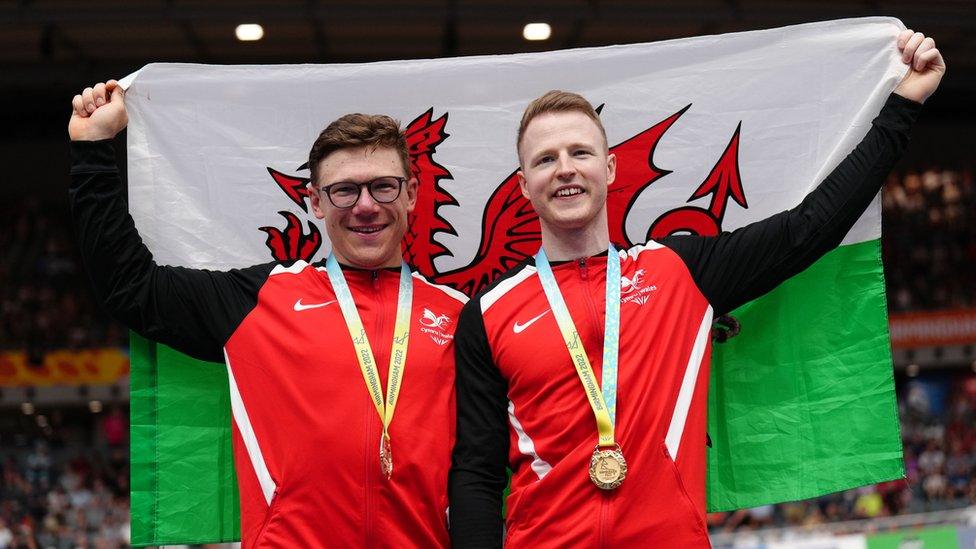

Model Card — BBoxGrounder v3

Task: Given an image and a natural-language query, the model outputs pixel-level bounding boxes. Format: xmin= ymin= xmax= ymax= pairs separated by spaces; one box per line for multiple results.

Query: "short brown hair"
xmin=308 ymin=113 xmax=410 ymax=186
xmin=516 ymin=90 xmax=607 ymax=161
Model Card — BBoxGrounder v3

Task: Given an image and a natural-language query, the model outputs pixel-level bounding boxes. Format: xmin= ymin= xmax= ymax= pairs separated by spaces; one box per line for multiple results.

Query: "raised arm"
xmin=69 ymin=81 xmax=271 ymax=363
xmin=662 ymin=30 xmax=943 ymax=316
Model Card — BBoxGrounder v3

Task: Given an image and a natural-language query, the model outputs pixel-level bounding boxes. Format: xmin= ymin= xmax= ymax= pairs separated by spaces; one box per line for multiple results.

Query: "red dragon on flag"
xmin=259 ymin=105 xmax=749 ymax=299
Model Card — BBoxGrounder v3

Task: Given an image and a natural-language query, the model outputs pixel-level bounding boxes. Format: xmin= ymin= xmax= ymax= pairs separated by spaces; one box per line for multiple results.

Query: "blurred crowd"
xmin=0 ymin=408 xmax=129 ymax=548
xmin=0 ymin=198 xmax=125 ymax=353
xmin=708 ymin=372 xmax=976 ymax=533
xmin=883 ymin=166 xmax=976 ymax=312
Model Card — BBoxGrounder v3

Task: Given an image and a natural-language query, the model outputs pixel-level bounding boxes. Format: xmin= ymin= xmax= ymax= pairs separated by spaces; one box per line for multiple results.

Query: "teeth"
xmin=352 ymin=226 xmax=383 ymax=233
xmin=556 ymin=188 xmax=584 ymax=197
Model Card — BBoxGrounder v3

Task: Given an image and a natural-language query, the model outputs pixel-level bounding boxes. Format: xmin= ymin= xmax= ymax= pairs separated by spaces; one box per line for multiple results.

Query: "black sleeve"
xmin=69 ymin=139 xmax=274 ymax=363
xmin=449 ymin=299 xmax=509 ymax=548
xmin=662 ymin=93 xmax=922 ymax=316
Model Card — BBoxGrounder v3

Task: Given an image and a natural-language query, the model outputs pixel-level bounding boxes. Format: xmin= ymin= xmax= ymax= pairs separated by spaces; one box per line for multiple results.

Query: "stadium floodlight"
xmin=235 ymin=24 xmax=265 ymax=42
xmin=523 ymin=23 xmax=551 ymax=41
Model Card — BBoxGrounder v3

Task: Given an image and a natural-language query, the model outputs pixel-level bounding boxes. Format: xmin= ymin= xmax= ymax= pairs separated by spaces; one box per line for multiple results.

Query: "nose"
xmin=350 ymin=186 xmax=381 ymax=215
xmin=555 ymin=152 xmax=576 ymax=179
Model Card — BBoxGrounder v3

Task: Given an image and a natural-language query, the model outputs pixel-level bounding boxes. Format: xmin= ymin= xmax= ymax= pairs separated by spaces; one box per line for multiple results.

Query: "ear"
xmin=606 ymin=152 xmax=617 ymax=187
xmin=517 ymin=169 xmax=530 ymax=200
xmin=404 ymin=177 xmax=419 ymax=213
xmin=307 ymin=182 xmax=326 ymax=220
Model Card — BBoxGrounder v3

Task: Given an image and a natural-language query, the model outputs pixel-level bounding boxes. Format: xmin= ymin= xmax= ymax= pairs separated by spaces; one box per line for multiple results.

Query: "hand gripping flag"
xmin=124 ymin=17 xmax=908 ymax=545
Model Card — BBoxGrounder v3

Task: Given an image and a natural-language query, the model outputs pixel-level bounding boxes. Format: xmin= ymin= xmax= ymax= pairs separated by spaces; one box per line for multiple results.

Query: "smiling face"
xmin=309 ymin=145 xmax=417 ymax=269
xmin=517 ymin=110 xmax=616 ymax=238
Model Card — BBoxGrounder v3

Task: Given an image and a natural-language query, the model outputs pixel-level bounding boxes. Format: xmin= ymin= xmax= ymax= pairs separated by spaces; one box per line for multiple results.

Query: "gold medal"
xmin=380 ymin=434 xmax=393 ymax=479
xmin=589 ymin=445 xmax=627 ymax=490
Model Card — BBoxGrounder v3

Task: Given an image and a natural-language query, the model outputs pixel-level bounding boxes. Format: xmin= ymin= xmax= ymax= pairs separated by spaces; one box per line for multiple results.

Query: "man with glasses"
xmin=69 ymin=81 xmax=465 ymax=547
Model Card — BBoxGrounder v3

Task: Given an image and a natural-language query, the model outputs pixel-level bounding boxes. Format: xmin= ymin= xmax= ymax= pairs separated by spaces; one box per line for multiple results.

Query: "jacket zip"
xmin=577 ymin=258 xmax=605 ymax=354
xmin=578 ymin=257 xmax=612 ymax=547
xmin=364 ymin=269 xmax=384 ymax=548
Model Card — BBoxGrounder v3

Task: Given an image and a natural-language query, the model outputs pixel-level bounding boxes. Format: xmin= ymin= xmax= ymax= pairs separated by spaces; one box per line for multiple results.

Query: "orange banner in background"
xmin=889 ymin=309 xmax=976 ymax=349
xmin=0 ymin=348 xmax=129 ymax=387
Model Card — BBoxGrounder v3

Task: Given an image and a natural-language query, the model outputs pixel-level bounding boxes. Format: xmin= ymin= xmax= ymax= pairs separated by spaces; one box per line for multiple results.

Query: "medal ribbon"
xmin=326 ymin=255 xmax=412 ymax=450
xmin=535 ymin=245 xmax=620 ymax=447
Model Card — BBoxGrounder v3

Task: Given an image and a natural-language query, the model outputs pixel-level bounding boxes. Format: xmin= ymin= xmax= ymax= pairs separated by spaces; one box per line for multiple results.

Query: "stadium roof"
xmin=2 ymin=0 xmax=974 ymax=92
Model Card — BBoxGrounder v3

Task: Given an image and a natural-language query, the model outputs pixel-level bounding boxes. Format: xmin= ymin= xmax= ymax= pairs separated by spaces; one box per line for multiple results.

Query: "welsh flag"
xmin=124 ymin=17 xmax=908 ymax=545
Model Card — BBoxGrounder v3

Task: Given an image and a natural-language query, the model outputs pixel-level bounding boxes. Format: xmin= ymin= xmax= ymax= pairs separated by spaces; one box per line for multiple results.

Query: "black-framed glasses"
xmin=318 ymin=176 xmax=405 ymax=209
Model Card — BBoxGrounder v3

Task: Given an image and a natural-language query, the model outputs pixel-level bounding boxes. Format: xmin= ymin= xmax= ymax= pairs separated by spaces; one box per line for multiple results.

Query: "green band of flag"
xmin=707 ymin=238 xmax=903 ymax=512
xmin=130 ymin=339 xmax=240 ymax=546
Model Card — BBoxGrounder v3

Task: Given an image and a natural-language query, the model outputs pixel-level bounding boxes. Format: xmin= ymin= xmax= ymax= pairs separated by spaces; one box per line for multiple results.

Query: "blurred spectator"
xmin=100 ymin=407 xmax=127 ymax=448
xmin=853 ymin=486 xmax=884 ymax=518
xmin=24 ymin=443 xmax=50 ymax=490
xmin=748 ymin=505 xmax=774 ymax=528
xmin=0 ymin=518 xmax=12 ymax=549
xmin=918 ymin=440 xmax=945 ymax=476
xmin=922 ymin=465 xmax=948 ymax=501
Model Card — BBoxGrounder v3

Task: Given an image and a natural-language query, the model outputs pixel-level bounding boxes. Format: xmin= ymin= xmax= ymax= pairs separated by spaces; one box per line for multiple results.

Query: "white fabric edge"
xmin=117 ymin=69 xmax=142 ymax=90
xmin=665 ymin=305 xmax=714 ymax=460
xmin=508 ymin=400 xmax=552 ymax=480
xmin=270 ymin=260 xmax=309 ymax=276
xmin=224 ymin=349 xmax=277 ymax=506
xmin=412 ymin=271 xmax=469 ymax=304
xmin=624 ymin=241 xmax=665 ymax=261
xmin=481 ymin=266 xmax=536 ymax=314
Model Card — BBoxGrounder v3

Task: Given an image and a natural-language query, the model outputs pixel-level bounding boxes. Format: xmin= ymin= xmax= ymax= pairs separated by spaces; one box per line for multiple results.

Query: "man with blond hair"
xmin=69 ymin=81 xmax=466 ymax=547
xmin=449 ymin=30 xmax=944 ymax=546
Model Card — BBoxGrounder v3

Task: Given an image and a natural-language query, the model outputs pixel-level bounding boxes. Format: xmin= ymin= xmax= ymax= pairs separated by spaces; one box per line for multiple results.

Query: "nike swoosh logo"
xmin=294 ymin=299 xmax=336 ymax=312
xmin=513 ymin=309 xmax=551 ymax=334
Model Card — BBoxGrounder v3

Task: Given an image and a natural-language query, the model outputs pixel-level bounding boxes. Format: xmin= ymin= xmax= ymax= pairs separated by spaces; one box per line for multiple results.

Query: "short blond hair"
xmin=516 ymin=90 xmax=607 ymax=161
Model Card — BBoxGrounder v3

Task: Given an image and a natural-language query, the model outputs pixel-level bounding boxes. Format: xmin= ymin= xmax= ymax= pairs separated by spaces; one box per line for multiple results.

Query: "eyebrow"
xmin=529 ymin=142 xmax=597 ymax=160
xmin=320 ymin=175 xmax=404 ymax=187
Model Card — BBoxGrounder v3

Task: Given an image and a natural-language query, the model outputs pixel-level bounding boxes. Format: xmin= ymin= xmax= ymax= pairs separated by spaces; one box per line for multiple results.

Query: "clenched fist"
xmin=893 ymin=30 xmax=946 ymax=104
xmin=69 ymin=79 xmax=128 ymax=141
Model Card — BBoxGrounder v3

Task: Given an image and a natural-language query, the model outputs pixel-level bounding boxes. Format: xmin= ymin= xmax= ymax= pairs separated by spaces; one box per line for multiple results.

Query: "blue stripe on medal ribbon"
xmin=603 ymin=246 xmax=620 ymax=424
xmin=389 ymin=262 xmax=412 ymax=408
xmin=534 ymin=245 xmax=620 ymax=425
